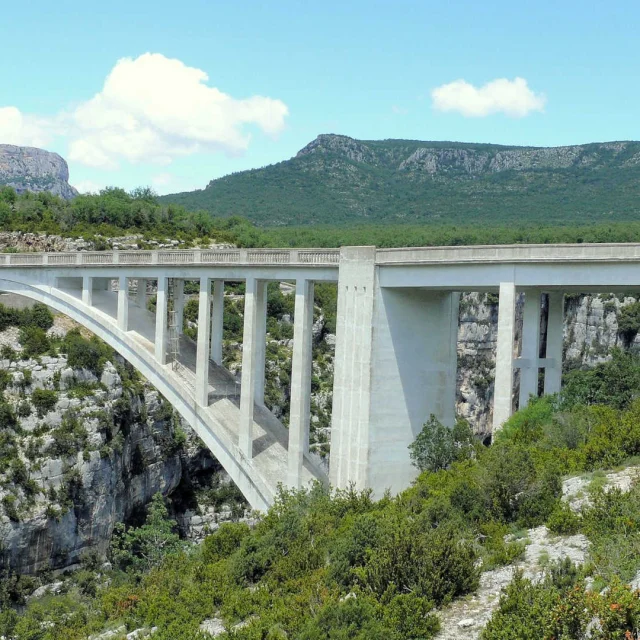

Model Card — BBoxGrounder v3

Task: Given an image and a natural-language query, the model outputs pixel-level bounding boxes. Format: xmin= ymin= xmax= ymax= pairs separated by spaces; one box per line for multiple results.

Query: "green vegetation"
xmin=161 ymin=136 xmax=640 ymax=227
xmin=4 ymin=349 xmax=640 ymax=638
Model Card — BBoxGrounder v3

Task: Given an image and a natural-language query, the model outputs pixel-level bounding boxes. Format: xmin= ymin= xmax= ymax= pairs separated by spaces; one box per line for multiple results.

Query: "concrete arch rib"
xmin=0 ymin=277 xmax=273 ymax=511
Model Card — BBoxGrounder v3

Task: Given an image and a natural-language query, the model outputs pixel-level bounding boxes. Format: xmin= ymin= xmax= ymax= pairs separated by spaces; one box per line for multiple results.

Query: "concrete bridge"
xmin=2 ymin=242 xmax=638 ymax=508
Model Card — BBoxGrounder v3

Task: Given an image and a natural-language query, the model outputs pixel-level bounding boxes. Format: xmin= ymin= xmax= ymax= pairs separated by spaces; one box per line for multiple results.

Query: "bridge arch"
xmin=0 ymin=276 xmax=279 ymax=511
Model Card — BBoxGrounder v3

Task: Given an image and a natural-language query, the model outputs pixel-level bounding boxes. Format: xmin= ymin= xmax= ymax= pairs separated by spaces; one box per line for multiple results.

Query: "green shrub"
xmin=18 ymin=326 xmax=49 ymax=358
xmin=48 ymin=412 xmax=88 ymax=458
xmin=61 ymin=329 xmax=112 ymax=376
xmin=202 ymin=522 xmax=251 ymax=564
xmin=409 ymin=414 xmax=475 ymax=472
xmin=31 ymin=388 xmax=58 ymax=418
xmin=546 ymin=501 xmax=581 ymax=535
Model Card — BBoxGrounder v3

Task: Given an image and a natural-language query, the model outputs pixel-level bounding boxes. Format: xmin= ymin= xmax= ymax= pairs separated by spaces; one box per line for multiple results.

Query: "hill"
xmin=0 ymin=144 xmax=78 ymax=200
xmin=160 ymin=134 xmax=640 ymax=226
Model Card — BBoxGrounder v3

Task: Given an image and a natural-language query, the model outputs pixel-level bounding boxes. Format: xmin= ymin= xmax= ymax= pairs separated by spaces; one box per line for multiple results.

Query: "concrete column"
xmin=239 ymin=277 xmax=259 ymax=458
xmin=155 ymin=277 xmax=168 ymax=365
xmin=174 ymin=279 xmax=185 ymax=334
xmin=519 ymin=290 xmax=542 ymax=409
xmin=493 ymin=282 xmax=517 ymax=432
xmin=330 ymin=247 xmax=377 ymax=491
xmin=136 ymin=278 xmax=147 ymax=308
xmin=210 ymin=280 xmax=224 ymax=365
xmin=117 ymin=276 xmax=129 ymax=331
xmin=287 ymin=279 xmax=314 ymax=488
xmin=254 ymin=280 xmax=268 ymax=405
xmin=82 ymin=276 xmax=93 ymax=306
xmin=196 ymin=277 xmax=212 ymax=407
xmin=544 ymin=292 xmax=564 ymax=395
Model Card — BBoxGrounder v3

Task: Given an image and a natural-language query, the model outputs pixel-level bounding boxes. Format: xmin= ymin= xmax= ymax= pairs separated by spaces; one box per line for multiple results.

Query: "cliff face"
xmin=0 ymin=311 xmax=243 ymax=575
xmin=0 ymin=145 xmax=78 ymax=199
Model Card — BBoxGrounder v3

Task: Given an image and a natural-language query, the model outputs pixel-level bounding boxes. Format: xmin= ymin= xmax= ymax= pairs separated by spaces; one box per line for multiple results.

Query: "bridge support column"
xmin=196 ymin=277 xmax=211 ymax=406
xmin=518 ymin=289 xmax=542 ymax=409
xmin=82 ymin=276 xmax=93 ymax=306
xmin=254 ymin=281 xmax=267 ymax=405
xmin=493 ymin=282 xmax=517 ymax=432
xmin=117 ymin=276 xmax=129 ymax=331
xmin=239 ymin=277 xmax=263 ymax=458
xmin=288 ymin=279 xmax=314 ymax=488
xmin=174 ymin=279 xmax=184 ymax=335
xmin=544 ymin=292 xmax=564 ymax=395
xmin=136 ymin=278 xmax=147 ymax=308
xmin=330 ymin=247 xmax=460 ymax=497
xmin=210 ymin=280 xmax=224 ymax=365
xmin=155 ymin=277 xmax=168 ymax=365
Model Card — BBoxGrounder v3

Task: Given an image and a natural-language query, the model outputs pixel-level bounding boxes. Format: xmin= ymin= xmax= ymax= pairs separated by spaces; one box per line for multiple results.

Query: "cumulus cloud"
xmin=73 ymin=179 xmax=106 ymax=194
xmin=0 ymin=53 xmax=289 ymax=169
xmin=0 ymin=107 xmax=55 ymax=147
xmin=431 ymin=77 xmax=545 ymax=118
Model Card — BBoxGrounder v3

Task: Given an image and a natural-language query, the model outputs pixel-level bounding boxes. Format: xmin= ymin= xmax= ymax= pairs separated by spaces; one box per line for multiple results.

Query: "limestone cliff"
xmin=0 ymin=313 xmax=244 ymax=575
xmin=0 ymin=145 xmax=78 ymax=199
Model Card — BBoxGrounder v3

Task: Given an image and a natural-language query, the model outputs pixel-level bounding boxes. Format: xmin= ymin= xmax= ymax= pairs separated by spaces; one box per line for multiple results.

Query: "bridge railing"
xmin=0 ymin=248 xmax=341 ymax=267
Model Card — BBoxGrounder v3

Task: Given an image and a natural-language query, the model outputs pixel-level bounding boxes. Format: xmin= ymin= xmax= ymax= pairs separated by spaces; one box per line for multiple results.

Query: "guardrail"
xmin=0 ymin=248 xmax=341 ymax=267
xmin=6 ymin=243 xmax=640 ymax=268
xmin=375 ymin=243 xmax=640 ymax=264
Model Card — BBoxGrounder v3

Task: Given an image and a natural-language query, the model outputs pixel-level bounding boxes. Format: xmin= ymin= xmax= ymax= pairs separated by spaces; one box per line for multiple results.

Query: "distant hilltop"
xmin=0 ymin=144 xmax=78 ymax=200
xmin=160 ymin=134 xmax=640 ymax=227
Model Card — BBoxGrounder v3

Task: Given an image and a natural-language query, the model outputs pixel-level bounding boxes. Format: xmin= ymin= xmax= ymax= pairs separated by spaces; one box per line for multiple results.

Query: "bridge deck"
xmin=59 ymin=284 xmax=326 ymax=496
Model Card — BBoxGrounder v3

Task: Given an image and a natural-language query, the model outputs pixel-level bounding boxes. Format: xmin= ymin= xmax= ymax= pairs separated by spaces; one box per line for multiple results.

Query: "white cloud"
xmin=151 ymin=172 xmax=173 ymax=187
xmin=431 ymin=77 xmax=546 ymax=118
xmin=0 ymin=107 xmax=54 ymax=147
xmin=0 ymin=53 xmax=289 ymax=170
xmin=73 ymin=179 xmax=106 ymax=194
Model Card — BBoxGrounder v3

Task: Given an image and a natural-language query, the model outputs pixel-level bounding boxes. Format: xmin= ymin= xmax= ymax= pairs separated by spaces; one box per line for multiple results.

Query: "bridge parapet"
xmin=0 ymin=248 xmax=341 ymax=268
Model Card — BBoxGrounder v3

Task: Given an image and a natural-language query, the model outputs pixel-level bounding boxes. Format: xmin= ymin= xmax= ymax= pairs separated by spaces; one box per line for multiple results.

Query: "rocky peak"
xmin=0 ymin=144 xmax=78 ymax=199
xmin=296 ymin=134 xmax=380 ymax=165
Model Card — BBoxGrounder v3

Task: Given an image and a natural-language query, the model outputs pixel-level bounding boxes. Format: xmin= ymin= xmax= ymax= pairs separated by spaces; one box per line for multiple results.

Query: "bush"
xmin=31 ymin=389 xmax=58 ymax=418
xmin=48 ymin=412 xmax=88 ymax=458
xmin=62 ymin=329 xmax=112 ymax=376
xmin=409 ymin=414 xmax=475 ymax=472
xmin=18 ymin=326 xmax=49 ymax=358
xmin=546 ymin=501 xmax=581 ymax=535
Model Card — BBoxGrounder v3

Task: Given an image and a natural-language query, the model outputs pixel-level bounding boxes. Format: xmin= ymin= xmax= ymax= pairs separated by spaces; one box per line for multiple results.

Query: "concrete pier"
xmin=288 ymin=279 xmax=314 ymax=488
xmin=518 ymin=289 xmax=542 ymax=409
xmin=155 ymin=276 xmax=168 ymax=365
xmin=210 ymin=280 xmax=224 ymax=365
xmin=196 ymin=277 xmax=212 ymax=407
xmin=493 ymin=282 xmax=516 ymax=431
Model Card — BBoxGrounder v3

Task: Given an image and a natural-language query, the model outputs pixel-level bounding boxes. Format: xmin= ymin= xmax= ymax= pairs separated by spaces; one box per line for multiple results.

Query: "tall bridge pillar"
xmin=494 ymin=289 xmax=565 ymax=432
xmin=239 ymin=278 xmax=267 ymax=458
xmin=210 ymin=280 xmax=224 ymax=365
xmin=288 ymin=278 xmax=314 ymax=488
xmin=330 ymin=247 xmax=459 ymax=497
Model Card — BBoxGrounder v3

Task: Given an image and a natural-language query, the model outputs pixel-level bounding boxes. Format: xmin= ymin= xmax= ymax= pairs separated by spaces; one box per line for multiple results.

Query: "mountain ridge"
xmin=161 ymin=134 xmax=640 ymax=227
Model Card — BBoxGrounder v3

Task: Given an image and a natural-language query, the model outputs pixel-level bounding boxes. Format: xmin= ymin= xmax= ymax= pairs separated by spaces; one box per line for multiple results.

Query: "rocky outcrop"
xmin=0 ymin=145 xmax=78 ymax=199
xmin=0 ymin=313 xmax=244 ymax=575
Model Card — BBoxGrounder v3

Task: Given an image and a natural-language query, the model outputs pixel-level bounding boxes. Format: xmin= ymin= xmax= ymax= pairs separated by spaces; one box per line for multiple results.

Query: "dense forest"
xmin=160 ymin=135 xmax=640 ymax=227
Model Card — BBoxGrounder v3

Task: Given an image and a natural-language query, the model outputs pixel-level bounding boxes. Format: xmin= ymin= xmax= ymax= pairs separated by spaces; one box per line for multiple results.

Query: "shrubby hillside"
xmin=161 ymin=134 xmax=640 ymax=227
xmin=2 ymin=353 xmax=640 ymax=638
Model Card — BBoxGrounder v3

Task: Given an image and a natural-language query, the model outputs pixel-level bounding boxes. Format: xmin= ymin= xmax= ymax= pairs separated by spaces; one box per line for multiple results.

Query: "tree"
xmin=409 ymin=414 xmax=474 ymax=472
xmin=110 ymin=493 xmax=182 ymax=574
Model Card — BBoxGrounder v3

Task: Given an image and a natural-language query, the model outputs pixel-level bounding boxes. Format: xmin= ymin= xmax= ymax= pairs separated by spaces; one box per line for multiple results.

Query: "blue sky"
xmin=1 ymin=0 xmax=638 ymax=194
